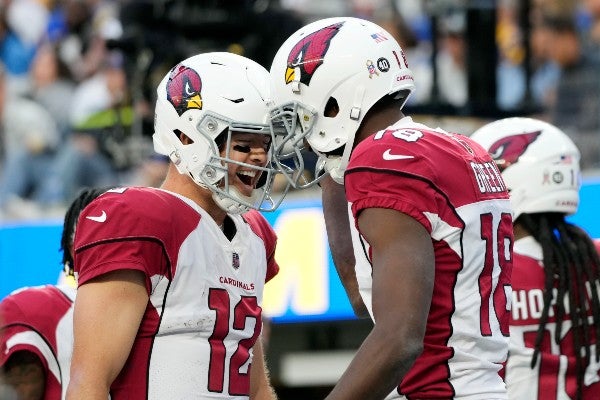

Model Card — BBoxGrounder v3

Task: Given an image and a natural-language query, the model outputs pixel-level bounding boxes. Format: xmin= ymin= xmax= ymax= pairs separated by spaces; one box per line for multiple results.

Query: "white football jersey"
xmin=74 ymin=187 xmax=278 ymax=399
xmin=506 ymin=236 xmax=600 ymax=399
xmin=345 ymin=117 xmax=512 ymax=399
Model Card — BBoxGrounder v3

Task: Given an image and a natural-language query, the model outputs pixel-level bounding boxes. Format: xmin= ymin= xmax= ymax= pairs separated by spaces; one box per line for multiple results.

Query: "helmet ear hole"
xmin=324 ymin=97 xmax=340 ymax=118
xmin=214 ymin=129 xmax=228 ymax=151
xmin=174 ymin=129 xmax=195 ymax=145
xmin=325 ymin=145 xmax=344 ymax=157
xmin=394 ymin=89 xmax=412 ymax=107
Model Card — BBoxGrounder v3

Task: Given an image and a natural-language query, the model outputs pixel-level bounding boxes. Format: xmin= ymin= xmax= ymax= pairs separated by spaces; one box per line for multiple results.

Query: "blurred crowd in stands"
xmin=0 ymin=0 xmax=599 ymax=220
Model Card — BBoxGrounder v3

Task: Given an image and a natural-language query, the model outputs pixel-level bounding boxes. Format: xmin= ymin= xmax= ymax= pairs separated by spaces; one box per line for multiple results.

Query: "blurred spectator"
xmin=528 ymin=15 xmax=561 ymax=110
xmin=543 ymin=14 xmax=600 ymax=131
xmin=0 ymin=63 xmax=63 ymax=217
xmin=56 ymin=0 xmax=123 ymax=82
xmin=581 ymin=0 xmax=600 ymax=59
xmin=28 ymin=42 xmax=76 ymax=138
xmin=68 ymin=50 xmax=127 ymax=125
xmin=30 ymin=42 xmax=130 ymax=204
xmin=537 ymin=0 xmax=579 ymax=19
xmin=280 ymin=0 xmax=349 ymax=22
xmin=495 ymin=3 xmax=561 ymax=112
xmin=435 ymin=11 xmax=468 ymax=107
xmin=0 ymin=0 xmax=50 ymax=95
xmin=48 ymin=106 xmax=132 ymax=203
xmin=372 ymin=0 xmax=433 ymax=105
xmin=495 ymin=3 xmax=527 ymax=110
xmin=542 ymin=13 xmax=600 ymax=168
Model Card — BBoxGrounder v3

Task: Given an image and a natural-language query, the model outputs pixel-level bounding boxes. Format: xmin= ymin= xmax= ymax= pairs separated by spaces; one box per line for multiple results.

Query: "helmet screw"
xmin=170 ymin=151 xmax=181 ymax=165
xmin=335 ymin=138 xmax=341 ymax=144
xmin=319 ymin=131 xmax=326 ymax=137
xmin=205 ymin=167 xmax=215 ymax=178
xmin=207 ymin=120 xmax=217 ymax=131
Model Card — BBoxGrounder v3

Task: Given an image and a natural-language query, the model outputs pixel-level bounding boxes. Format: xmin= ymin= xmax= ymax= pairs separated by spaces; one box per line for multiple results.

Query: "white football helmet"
xmin=470 ymin=117 xmax=581 ymax=219
xmin=153 ymin=52 xmax=287 ymax=214
xmin=269 ymin=17 xmax=415 ymax=186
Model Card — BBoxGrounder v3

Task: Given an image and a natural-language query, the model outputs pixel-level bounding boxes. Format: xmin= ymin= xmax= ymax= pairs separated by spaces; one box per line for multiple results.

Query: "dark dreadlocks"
xmin=518 ymin=212 xmax=600 ymax=400
xmin=59 ymin=186 xmax=116 ymax=277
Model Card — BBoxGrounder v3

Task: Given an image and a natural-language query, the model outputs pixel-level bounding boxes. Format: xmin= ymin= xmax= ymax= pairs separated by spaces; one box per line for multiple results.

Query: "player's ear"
xmin=176 ymin=129 xmax=194 ymax=145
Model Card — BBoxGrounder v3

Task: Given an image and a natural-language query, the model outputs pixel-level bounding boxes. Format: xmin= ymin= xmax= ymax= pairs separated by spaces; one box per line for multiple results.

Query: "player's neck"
xmin=161 ymin=164 xmax=228 ymax=225
xmin=356 ymin=108 xmax=404 ymax=143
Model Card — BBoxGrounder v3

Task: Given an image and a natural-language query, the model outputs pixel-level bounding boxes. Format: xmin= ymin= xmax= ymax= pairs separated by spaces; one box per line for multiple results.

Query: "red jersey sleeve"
xmin=74 ymin=188 xmax=201 ymax=292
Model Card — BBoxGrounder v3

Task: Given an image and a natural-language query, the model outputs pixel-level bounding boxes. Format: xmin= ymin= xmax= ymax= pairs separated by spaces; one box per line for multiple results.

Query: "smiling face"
xmin=220 ymin=132 xmax=271 ymax=197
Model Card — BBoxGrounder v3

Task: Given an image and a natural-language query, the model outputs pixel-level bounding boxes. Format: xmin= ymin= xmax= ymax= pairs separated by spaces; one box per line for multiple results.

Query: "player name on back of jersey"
xmin=470 ymin=161 xmax=507 ymax=194
xmin=512 ymin=282 xmax=597 ymax=324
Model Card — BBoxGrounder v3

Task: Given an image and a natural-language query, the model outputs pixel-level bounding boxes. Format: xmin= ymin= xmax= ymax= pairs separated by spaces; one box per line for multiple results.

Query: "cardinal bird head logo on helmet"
xmin=488 ymin=130 xmax=542 ymax=171
xmin=166 ymin=64 xmax=203 ymax=116
xmin=285 ymin=22 xmax=343 ymax=86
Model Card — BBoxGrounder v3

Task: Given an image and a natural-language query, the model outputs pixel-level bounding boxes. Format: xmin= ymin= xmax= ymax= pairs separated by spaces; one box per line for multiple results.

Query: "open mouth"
xmin=236 ymin=170 xmax=256 ymax=187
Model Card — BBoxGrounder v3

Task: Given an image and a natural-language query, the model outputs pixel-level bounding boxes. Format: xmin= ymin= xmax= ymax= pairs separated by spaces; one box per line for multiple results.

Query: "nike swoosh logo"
xmin=383 ymin=149 xmax=415 ymax=160
xmin=222 ymin=97 xmax=244 ymax=103
xmin=86 ymin=210 xmax=107 ymax=223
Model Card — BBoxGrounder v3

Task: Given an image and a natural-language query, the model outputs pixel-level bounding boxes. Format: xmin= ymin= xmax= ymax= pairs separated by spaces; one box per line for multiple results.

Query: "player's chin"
xmin=232 ymin=178 xmax=255 ymax=197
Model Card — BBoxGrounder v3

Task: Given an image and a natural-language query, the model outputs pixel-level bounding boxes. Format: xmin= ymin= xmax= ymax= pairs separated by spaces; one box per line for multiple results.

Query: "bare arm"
xmin=320 ymin=176 xmax=369 ymax=318
xmin=1 ymin=351 xmax=45 ymax=400
xmin=249 ymin=336 xmax=277 ymax=400
xmin=66 ymin=269 xmax=148 ymax=400
xmin=325 ymin=208 xmax=434 ymax=400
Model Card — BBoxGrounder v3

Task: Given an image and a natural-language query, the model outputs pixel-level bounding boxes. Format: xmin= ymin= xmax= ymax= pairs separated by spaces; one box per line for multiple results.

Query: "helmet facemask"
xmin=208 ymin=120 xmax=283 ymax=214
xmin=183 ymin=112 xmax=283 ymax=214
xmin=269 ymin=100 xmax=326 ymax=188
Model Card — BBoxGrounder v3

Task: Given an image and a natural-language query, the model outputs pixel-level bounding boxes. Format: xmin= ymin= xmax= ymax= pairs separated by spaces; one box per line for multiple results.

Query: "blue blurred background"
xmin=2 ymin=178 xmax=599 ymax=322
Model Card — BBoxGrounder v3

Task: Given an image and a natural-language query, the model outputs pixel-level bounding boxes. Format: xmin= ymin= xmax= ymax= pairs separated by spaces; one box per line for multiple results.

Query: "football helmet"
xmin=269 ymin=17 xmax=415 ymax=186
xmin=153 ymin=52 xmax=287 ymax=214
xmin=470 ymin=117 xmax=581 ymax=218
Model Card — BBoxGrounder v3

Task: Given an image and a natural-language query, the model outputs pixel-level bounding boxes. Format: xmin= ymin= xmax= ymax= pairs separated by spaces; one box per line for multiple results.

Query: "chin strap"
xmin=324 ymin=156 xmax=345 ymax=185
xmin=213 ymin=186 xmax=259 ymax=214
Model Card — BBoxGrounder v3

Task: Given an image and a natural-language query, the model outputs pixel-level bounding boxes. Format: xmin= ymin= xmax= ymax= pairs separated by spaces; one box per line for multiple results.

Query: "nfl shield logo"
xmin=232 ymin=252 xmax=240 ymax=270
